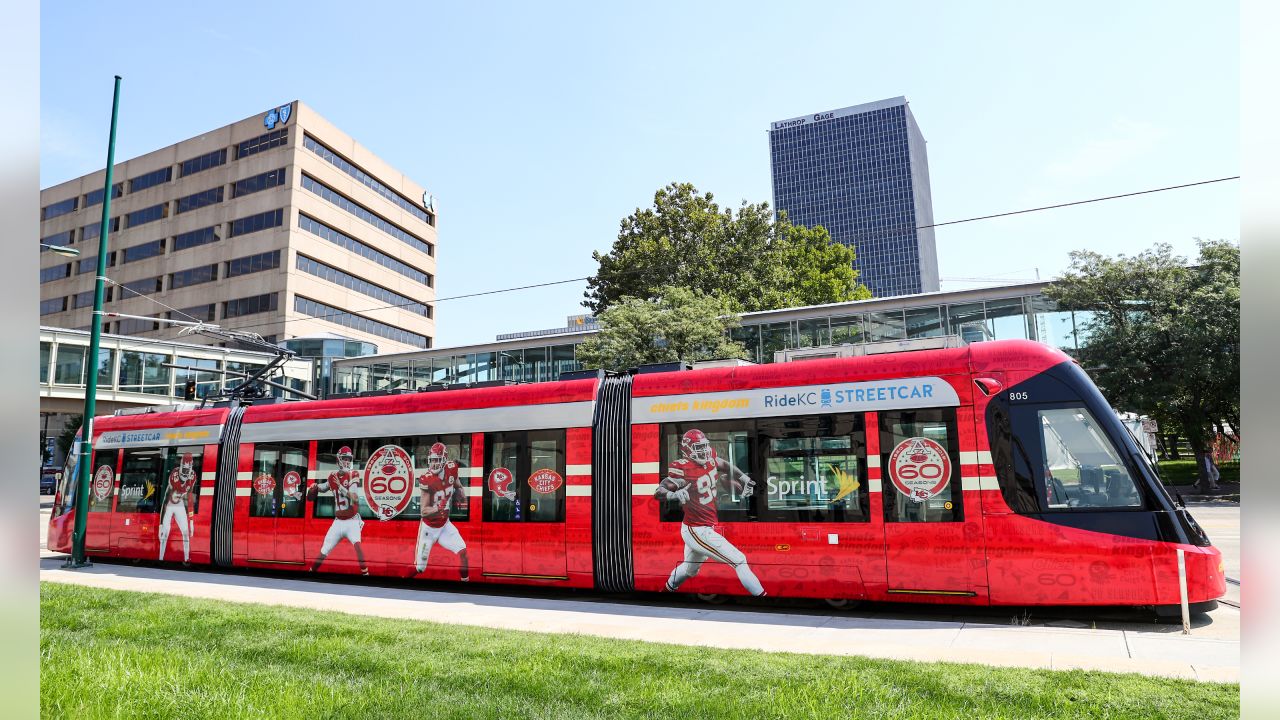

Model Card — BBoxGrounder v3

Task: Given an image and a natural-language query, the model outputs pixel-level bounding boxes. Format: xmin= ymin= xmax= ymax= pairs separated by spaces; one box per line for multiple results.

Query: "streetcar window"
xmin=87 ymin=449 xmax=117 ymax=513
xmin=405 ymin=434 xmax=471 ymax=523
xmin=55 ymin=439 xmax=83 ymax=516
xmin=483 ymin=430 xmax=566 ymax=523
xmin=162 ymin=446 xmax=204 ymax=515
xmin=251 ymin=443 xmax=308 ymax=519
xmin=880 ymin=409 xmax=963 ymax=523
xmin=658 ymin=421 xmax=753 ymax=523
xmin=1036 ymin=407 xmax=1142 ymax=510
xmin=118 ymin=448 xmax=166 ymax=514
xmin=757 ymin=415 xmax=869 ymax=523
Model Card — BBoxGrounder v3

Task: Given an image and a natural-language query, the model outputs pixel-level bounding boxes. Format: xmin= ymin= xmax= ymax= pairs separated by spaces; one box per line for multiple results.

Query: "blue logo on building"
xmin=820 ymin=388 xmax=833 ymax=408
xmin=264 ymin=104 xmax=292 ymax=129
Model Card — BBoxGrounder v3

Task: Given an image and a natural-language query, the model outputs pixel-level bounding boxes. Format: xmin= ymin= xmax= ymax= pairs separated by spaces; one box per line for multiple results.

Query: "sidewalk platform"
xmin=39 ymin=556 xmax=1238 ymax=683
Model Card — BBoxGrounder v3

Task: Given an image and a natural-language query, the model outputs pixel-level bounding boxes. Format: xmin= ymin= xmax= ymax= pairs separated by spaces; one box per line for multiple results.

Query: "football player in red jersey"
xmin=307 ymin=446 xmax=369 ymax=575
xmin=654 ymin=429 xmax=766 ymax=596
xmin=414 ymin=442 xmax=469 ymax=580
xmin=159 ymin=452 xmax=198 ymax=564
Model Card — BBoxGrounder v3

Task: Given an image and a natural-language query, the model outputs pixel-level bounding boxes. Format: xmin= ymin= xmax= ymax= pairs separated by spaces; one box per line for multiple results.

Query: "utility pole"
xmin=66 ymin=76 xmax=121 ymax=568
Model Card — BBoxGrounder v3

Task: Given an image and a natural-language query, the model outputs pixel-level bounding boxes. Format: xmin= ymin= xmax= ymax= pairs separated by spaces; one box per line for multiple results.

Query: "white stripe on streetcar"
xmin=465 ymin=486 xmax=482 ymax=497
xmin=460 ymin=466 xmax=483 ymax=478
xmin=961 ymin=477 xmax=981 ymax=491
xmin=234 ymin=488 xmax=252 ymax=497
xmin=866 ymin=455 xmax=881 ymax=468
xmin=631 ymin=462 xmax=660 ymax=474
xmin=868 ymin=478 xmax=882 ymax=492
xmin=632 ymin=483 xmax=659 ymax=495
xmin=566 ymin=464 xmax=592 ymax=476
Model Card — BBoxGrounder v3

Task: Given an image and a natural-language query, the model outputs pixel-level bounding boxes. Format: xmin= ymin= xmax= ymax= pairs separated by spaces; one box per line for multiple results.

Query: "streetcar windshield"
xmin=1038 ymin=407 xmax=1142 ymax=509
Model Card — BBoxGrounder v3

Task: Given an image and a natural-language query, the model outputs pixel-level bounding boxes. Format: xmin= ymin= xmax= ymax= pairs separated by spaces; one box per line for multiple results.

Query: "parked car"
xmin=40 ymin=467 xmax=60 ymax=495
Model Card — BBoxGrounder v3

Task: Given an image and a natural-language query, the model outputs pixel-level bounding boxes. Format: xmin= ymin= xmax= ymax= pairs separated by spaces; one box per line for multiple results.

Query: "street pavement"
xmin=38 ymin=498 xmax=1240 ymax=683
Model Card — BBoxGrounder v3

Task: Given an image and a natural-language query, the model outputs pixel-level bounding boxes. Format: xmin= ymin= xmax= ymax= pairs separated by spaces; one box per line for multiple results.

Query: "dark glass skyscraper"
xmin=769 ymin=97 xmax=939 ymax=297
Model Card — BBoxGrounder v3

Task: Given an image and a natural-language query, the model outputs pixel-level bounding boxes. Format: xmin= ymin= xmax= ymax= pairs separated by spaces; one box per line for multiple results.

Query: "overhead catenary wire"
xmin=109 ymin=174 xmax=1242 ymax=339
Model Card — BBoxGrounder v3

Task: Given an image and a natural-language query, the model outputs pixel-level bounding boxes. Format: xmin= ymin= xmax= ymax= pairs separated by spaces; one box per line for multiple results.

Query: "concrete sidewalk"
xmin=39 ymin=556 xmax=1238 ymax=683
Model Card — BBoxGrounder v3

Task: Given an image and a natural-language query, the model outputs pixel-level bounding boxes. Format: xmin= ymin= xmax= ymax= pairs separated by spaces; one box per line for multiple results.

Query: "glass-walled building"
xmin=329 ymin=281 xmax=1095 ymax=396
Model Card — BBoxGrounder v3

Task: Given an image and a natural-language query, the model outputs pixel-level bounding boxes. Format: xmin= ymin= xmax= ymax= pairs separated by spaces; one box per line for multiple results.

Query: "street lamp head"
xmin=40 ymin=243 xmax=81 ymax=257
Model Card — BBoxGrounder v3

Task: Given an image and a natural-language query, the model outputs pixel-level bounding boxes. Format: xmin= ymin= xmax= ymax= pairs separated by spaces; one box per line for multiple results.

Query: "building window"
xmin=121 ymin=238 xmax=166 ymax=263
xmin=128 ymin=166 xmax=173 ymax=193
xmin=296 ymin=254 xmax=431 ymax=316
xmin=72 ymin=289 xmax=112 ymax=309
xmin=172 ymin=226 xmax=220 ymax=251
xmin=232 ymin=168 xmax=286 ymax=198
xmin=169 ymin=264 xmax=219 ymax=290
xmin=83 ymin=183 xmax=123 ymax=208
xmin=294 ymin=295 xmax=429 ymax=348
xmin=303 ymin=133 xmax=436 ymax=226
xmin=41 ymin=197 xmax=78 ymax=221
xmin=169 ymin=304 xmax=216 ymax=322
xmin=223 ymin=293 xmax=279 ymax=319
xmin=125 ymin=203 xmax=169 ymax=228
xmin=235 ymin=128 xmax=288 ymax=159
xmin=41 ymin=230 xmax=74 ymax=248
xmin=115 ymin=315 xmax=161 ymax=335
xmin=298 ymin=214 xmax=432 ymax=286
xmin=120 ymin=277 xmax=163 ymax=296
xmin=117 ymin=350 xmax=170 ymax=394
xmin=228 ymin=208 xmax=284 ymax=238
xmin=78 ymin=252 xmax=116 ymax=274
xmin=40 ymin=264 xmax=71 ymax=283
xmin=81 ymin=217 xmax=120 ymax=242
xmin=225 ymin=250 xmax=281 ymax=278
xmin=175 ymin=186 xmax=224 ymax=214
xmin=300 ymin=174 xmax=434 ymax=256
xmin=40 ymin=297 xmax=67 ymax=315
xmin=179 ymin=148 xmax=227 ymax=177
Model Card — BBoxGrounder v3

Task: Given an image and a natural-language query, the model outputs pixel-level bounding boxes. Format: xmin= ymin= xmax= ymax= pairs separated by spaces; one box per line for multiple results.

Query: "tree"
xmin=583 ymin=183 xmax=870 ymax=315
xmin=1044 ymin=240 xmax=1239 ymax=490
xmin=575 ymin=286 xmax=747 ymax=372
xmin=57 ymin=414 xmax=83 ymax=459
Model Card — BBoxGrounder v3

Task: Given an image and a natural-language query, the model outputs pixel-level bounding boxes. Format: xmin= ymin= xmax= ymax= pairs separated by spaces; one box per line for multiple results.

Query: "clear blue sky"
xmin=41 ymin=1 xmax=1238 ymax=348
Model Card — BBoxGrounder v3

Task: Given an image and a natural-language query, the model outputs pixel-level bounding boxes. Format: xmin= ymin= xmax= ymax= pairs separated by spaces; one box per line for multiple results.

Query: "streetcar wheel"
xmin=824 ymin=598 xmax=859 ymax=610
xmin=696 ymin=593 xmax=727 ymax=605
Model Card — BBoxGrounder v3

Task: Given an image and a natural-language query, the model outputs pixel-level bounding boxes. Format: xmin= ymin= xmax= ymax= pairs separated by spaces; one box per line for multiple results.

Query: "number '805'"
xmin=1008 ymin=391 xmax=1029 ymax=401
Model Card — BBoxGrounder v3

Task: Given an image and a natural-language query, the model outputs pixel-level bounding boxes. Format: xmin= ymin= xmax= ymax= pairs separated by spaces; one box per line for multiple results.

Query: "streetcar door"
xmin=84 ymin=448 xmax=118 ymax=554
xmin=879 ymin=408 xmax=982 ymax=597
xmin=114 ymin=447 xmax=165 ymax=560
xmin=247 ymin=443 xmax=309 ymax=566
xmin=483 ymin=430 xmax=568 ymax=579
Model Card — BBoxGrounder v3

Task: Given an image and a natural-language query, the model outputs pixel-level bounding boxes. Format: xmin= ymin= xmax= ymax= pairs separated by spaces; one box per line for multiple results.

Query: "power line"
xmin=116 ymin=174 xmax=1241 ymax=341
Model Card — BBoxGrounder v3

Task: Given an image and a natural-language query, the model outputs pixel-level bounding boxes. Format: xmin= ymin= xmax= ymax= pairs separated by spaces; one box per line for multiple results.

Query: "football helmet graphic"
xmin=680 ymin=429 xmax=713 ymax=465
xmin=337 ymin=445 xmax=354 ymax=472
xmin=178 ymin=452 xmax=195 ymax=481
xmin=427 ymin=442 xmax=448 ymax=474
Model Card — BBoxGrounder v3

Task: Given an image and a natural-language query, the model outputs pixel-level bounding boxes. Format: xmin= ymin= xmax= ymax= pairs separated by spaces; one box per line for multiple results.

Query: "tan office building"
xmin=38 ymin=100 xmax=438 ymax=352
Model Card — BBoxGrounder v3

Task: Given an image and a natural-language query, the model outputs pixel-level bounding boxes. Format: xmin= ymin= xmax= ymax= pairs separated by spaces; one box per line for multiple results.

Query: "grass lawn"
xmin=41 ymin=583 xmax=1237 ymax=720
xmin=1157 ymin=460 xmax=1241 ymax=487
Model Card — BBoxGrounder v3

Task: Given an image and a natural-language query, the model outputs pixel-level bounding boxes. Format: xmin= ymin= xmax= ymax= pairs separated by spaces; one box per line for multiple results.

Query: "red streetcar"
xmin=48 ymin=339 xmax=1225 ymax=615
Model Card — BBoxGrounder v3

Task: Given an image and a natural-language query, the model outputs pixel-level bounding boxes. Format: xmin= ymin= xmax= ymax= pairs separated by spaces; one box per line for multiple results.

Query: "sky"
xmin=40 ymin=1 xmax=1239 ymax=348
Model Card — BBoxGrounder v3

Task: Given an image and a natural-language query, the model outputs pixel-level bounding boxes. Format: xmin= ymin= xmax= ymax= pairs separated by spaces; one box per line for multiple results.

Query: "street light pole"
xmin=67 ymin=75 xmax=122 ymax=568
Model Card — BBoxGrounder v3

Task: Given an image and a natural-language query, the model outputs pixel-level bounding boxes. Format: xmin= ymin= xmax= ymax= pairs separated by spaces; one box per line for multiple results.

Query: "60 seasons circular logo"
xmin=887 ymin=437 xmax=952 ymax=503
xmin=92 ymin=464 xmax=113 ymax=502
xmin=363 ymin=445 xmax=415 ymax=520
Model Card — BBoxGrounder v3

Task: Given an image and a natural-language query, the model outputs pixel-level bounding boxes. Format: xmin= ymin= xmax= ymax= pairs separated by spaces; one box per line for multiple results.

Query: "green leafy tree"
xmin=57 ymin=414 xmax=83 ymax=459
xmin=575 ymin=286 xmax=747 ymax=372
xmin=1045 ymin=240 xmax=1239 ymax=489
xmin=584 ymin=183 xmax=869 ymax=315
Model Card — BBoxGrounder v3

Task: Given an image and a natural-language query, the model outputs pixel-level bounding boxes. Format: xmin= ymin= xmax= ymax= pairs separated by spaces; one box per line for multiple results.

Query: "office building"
xmin=769 ymin=97 xmax=939 ymax=297
xmin=38 ymin=101 xmax=438 ymax=352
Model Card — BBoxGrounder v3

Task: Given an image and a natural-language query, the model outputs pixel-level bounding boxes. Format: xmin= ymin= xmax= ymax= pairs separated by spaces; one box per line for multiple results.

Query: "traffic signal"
xmin=183 ymin=379 xmax=196 ymax=400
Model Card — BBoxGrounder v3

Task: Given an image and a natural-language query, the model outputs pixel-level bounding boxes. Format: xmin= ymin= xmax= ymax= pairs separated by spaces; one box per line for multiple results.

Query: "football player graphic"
xmin=159 ymin=452 xmax=198 ymax=565
xmin=413 ymin=443 xmax=470 ymax=581
xmin=654 ymin=429 xmax=766 ymax=596
xmin=307 ymin=445 xmax=369 ymax=575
